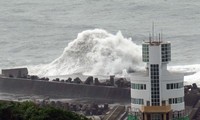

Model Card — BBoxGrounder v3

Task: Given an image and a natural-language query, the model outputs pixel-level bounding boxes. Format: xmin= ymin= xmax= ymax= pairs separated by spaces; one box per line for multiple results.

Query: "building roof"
xmin=143 ymin=40 xmax=170 ymax=46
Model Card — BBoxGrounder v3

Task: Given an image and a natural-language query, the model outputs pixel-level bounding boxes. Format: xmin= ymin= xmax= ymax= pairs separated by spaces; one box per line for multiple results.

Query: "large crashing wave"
xmin=32 ymin=29 xmax=142 ymax=76
xmin=28 ymin=29 xmax=200 ymax=86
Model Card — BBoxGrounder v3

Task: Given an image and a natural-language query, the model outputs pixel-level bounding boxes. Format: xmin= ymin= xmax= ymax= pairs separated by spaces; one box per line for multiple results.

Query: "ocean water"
xmin=1 ymin=0 xmax=200 ymax=85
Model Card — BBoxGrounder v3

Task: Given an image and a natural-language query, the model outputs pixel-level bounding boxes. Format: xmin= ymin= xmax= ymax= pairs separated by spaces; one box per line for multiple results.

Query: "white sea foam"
xmin=29 ymin=29 xmax=142 ymax=76
xmin=28 ymin=29 xmax=200 ymax=86
xmin=168 ymin=65 xmax=200 ymax=86
xmin=169 ymin=64 xmax=200 ymax=73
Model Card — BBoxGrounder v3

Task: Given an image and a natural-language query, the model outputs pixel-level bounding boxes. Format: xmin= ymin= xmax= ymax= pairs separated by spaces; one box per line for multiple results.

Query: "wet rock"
xmin=55 ymin=78 xmax=60 ymax=81
xmin=61 ymin=79 xmax=65 ymax=82
xmin=192 ymin=83 xmax=198 ymax=89
xmin=110 ymin=76 xmax=115 ymax=86
xmin=73 ymin=77 xmax=82 ymax=84
xmin=94 ymin=78 xmax=100 ymax=85
xmin=67 ymin=77 xmax=72 ymax=82
xmin=30 ymin=75 xmax=39 ymax=80
xmin=45 ymin=77 xmax=49 ymax=81
xmin=84 ymin=76 xmax=93 ymax=85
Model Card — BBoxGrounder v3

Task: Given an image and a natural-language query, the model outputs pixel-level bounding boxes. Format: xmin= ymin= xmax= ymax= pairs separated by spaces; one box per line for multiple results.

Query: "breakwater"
xmin=0 ymin=77 xmax=130 ymax=103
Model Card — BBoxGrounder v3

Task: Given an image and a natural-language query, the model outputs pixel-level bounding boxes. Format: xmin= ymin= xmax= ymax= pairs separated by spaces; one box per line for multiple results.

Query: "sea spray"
xmin=27 ymin=29 xmax=200 ymax=86
xmin=168 ymin=64 xmax=200 ymax=86
xmin=29 ymin=29 xmax=142 ymax=76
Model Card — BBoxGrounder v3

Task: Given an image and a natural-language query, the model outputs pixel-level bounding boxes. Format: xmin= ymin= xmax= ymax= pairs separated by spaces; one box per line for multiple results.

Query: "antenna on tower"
xmin=159 ymin=33 xmax=161 ymax=43
xmin=156 ymin=33 xmax=158 ymax=41
xmin=152 ymin=22 xmax=155 ymax=41
xmin=149 ymin=33 xmax=151 ymax=43
xmin=161 ymin=29 xmax=163 ymax=41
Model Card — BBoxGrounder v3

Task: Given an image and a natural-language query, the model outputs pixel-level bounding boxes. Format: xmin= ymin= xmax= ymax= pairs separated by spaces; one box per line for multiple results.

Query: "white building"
xmin=130 ymin=38 xmax=187 ymax=120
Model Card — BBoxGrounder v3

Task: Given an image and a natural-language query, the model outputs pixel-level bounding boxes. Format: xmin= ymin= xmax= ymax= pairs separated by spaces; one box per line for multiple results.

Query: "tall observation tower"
xmin=130 ymin=34 xmax=188 ymax=120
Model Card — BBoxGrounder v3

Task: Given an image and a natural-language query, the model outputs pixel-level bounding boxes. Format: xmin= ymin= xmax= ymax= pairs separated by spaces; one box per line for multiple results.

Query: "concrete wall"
xmin=0 ymin=77 xmax=130 ymax=102
xmin=2 ymin=68 xmax=28 ymax=78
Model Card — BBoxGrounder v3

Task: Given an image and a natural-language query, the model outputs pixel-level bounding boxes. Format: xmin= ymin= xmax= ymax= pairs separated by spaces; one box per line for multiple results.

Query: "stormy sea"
xmin=0 ymin=0 xmax=200 ymax=99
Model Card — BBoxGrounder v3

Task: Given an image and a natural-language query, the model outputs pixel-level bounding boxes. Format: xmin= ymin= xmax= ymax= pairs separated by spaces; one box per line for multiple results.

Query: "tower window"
xmin=161 ymin=43 xmax=171 ymax=62
xmin=131 ymin=98 xmax=144 ymax=105
xmin=166 ymin=82 xmax=184 ymax=90
xmin=142 ymin=44 xmax=149 ymax=62
xmin=169 ymin=97 xmax=184 ymax=104
xmin=131 ymin=83 xmax=147 ymax=90
xmin=150 ymin=64 xmax=160 ymax=106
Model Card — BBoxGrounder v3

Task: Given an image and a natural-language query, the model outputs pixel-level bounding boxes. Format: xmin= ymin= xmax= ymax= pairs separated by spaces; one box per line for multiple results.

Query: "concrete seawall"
xmin=0 ymin=77 xmax=130 ymax=103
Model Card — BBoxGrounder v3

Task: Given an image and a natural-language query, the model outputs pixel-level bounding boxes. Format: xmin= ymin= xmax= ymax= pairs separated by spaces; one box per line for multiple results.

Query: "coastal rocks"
xmin=94 ymin=78 xmax=100 ymax=85
xmin=73 ymin=77 xmax=82 ymax=84
xmin=49 ymin=75 xmax=131 ymax=88
xmin=39 ymin=77 xmax=49 ymax=81
xmin=66 ymin=77 xmax=72 ymax=82
xmin=115 ymin=78 xmax=130 ymax=88
xmin=84 ymin=76 xmax=93 ymax=85
xmin=30 ymin=75 xmax=39 ymax=80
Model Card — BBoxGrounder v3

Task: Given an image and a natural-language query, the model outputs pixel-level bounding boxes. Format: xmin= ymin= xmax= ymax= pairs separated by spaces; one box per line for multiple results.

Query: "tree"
xmin=0 ymin=100 xmax=90 ymax=120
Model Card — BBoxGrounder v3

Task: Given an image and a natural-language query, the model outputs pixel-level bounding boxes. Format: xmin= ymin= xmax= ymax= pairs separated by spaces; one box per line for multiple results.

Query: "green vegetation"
xmin=0 ymin=100 xmax=89 ymax=120
xmin=172 ymin=116 xmax=190 ymax=120
xmin=127 ymin=115 xmax=139 ymax=120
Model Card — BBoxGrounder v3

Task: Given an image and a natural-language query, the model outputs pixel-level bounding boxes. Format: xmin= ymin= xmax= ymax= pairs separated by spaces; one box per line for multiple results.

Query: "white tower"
xmin=130 ymin=35 xmax=188 ymax=120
